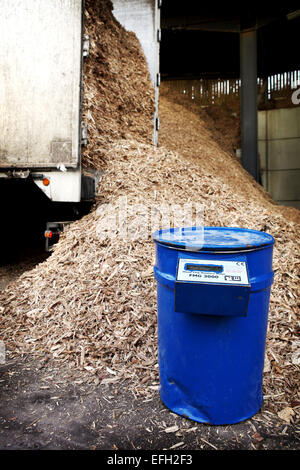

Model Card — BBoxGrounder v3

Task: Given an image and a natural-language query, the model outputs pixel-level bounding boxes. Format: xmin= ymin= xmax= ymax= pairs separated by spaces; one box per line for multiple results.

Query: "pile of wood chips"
xmin=0 ymin=0 xmax=299 ymax=423
xmin=160 ymin=82 xmax=241 ymax=157
xmin=81 ymin=0 xmax=155 ymax=169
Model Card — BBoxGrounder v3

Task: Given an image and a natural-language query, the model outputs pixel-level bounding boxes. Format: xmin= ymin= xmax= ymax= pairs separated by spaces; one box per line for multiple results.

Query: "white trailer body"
xmin=0 ymin=0 xmax=84 ymax=202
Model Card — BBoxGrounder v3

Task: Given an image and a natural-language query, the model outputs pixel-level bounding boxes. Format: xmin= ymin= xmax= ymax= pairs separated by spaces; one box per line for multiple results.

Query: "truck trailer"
xmin=0 ymin=0 xmax=98 ymax=250
xmin=0 ymin=0 xmax=160 ymax=251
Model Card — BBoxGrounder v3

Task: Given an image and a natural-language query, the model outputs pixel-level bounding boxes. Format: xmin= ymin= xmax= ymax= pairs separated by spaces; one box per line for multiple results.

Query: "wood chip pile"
xmin=81 ymin=0 xmax=155 ymax=170
xmin=0 ymin=0 xmax=299 ymax=421
xmin=160 ymin=82 xmax=241 ymax=157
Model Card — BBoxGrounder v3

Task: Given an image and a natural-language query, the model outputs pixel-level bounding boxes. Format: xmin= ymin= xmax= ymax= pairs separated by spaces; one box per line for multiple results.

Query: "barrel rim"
xmin=152 ymin=226 xmax=275 ymax=252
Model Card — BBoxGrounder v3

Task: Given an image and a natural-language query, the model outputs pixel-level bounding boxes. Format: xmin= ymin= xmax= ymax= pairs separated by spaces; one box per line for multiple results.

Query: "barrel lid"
xmin=152 ymin=226 xmax=275 ymax=252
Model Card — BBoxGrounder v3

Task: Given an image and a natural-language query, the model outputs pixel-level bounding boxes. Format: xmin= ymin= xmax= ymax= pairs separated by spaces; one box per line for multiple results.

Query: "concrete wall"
xmin=112 ymin=0 xmax=160 ymax=145
xmin=258 ymin=107 xmax=300 ymax=209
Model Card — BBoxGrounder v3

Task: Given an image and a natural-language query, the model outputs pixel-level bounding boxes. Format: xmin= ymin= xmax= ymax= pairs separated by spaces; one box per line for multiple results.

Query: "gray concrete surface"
xmin=258 ymin=107 xmax=300 ymax=209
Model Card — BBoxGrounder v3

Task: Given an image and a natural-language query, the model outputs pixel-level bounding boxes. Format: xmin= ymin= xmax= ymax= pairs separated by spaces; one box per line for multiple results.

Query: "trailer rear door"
xmin=0 ymin=0 xmax=82 ymax=169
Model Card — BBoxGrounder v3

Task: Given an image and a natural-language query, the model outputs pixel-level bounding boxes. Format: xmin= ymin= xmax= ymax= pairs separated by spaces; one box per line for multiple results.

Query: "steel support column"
xmin=240 ymin=29 xmax=258 ymax=181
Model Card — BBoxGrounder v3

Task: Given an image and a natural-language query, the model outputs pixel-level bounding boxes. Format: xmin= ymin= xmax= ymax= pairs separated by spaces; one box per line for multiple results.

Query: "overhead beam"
xmin=161 ymin=16 xmax=240 ymax=32
xmin=161 ymin=13 xmax=287 ymax=32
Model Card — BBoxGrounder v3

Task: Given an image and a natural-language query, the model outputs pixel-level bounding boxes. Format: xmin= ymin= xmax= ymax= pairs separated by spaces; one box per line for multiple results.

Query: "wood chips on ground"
xmin=0 ymin=0 xmax=299 ymax=424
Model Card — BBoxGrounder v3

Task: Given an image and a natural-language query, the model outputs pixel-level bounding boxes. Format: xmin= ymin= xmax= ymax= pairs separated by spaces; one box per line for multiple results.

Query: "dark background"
xmin=160 ymin=2 xmax=300 ymax=79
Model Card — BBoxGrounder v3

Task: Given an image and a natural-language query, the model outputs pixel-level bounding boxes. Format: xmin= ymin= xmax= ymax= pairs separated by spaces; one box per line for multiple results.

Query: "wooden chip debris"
xmin=81 ymin=0 xmax=154 ymax=170
xmin=278 ymin=407 xmax=296 ymax=424
xmin=0 ymin=0 xmax=299 ymax=424
xmin=164 ymin=425 xmax=179 ymax=434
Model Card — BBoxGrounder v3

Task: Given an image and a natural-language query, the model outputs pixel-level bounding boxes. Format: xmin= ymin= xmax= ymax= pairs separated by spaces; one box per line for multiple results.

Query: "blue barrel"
xmin=153 ymin=226 xmax=275 ymax=425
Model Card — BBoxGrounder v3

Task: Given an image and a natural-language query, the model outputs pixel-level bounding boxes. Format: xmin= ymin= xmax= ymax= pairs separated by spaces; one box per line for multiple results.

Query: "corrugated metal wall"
xmin=162 ymin=78 xmax=241 ymax=106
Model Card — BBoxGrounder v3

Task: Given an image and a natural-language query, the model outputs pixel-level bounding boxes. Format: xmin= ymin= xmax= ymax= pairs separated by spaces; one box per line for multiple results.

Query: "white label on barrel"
xmin=176 ymin=259 xmax=249 ymax=285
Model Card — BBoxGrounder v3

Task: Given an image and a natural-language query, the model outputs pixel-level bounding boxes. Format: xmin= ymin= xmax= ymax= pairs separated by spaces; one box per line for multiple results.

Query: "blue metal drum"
xmin=153 ymin=227 xmax=275 ymax=425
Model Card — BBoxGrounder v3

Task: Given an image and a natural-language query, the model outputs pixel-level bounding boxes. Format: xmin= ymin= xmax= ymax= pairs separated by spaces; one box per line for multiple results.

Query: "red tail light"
xmin=44 ymin=230 xmax=53 ymax=238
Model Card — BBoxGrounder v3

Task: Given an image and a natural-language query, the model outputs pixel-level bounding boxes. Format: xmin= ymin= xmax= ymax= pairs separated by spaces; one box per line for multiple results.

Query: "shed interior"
xmin=160 ymin=2 xmax=300 ymax=209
